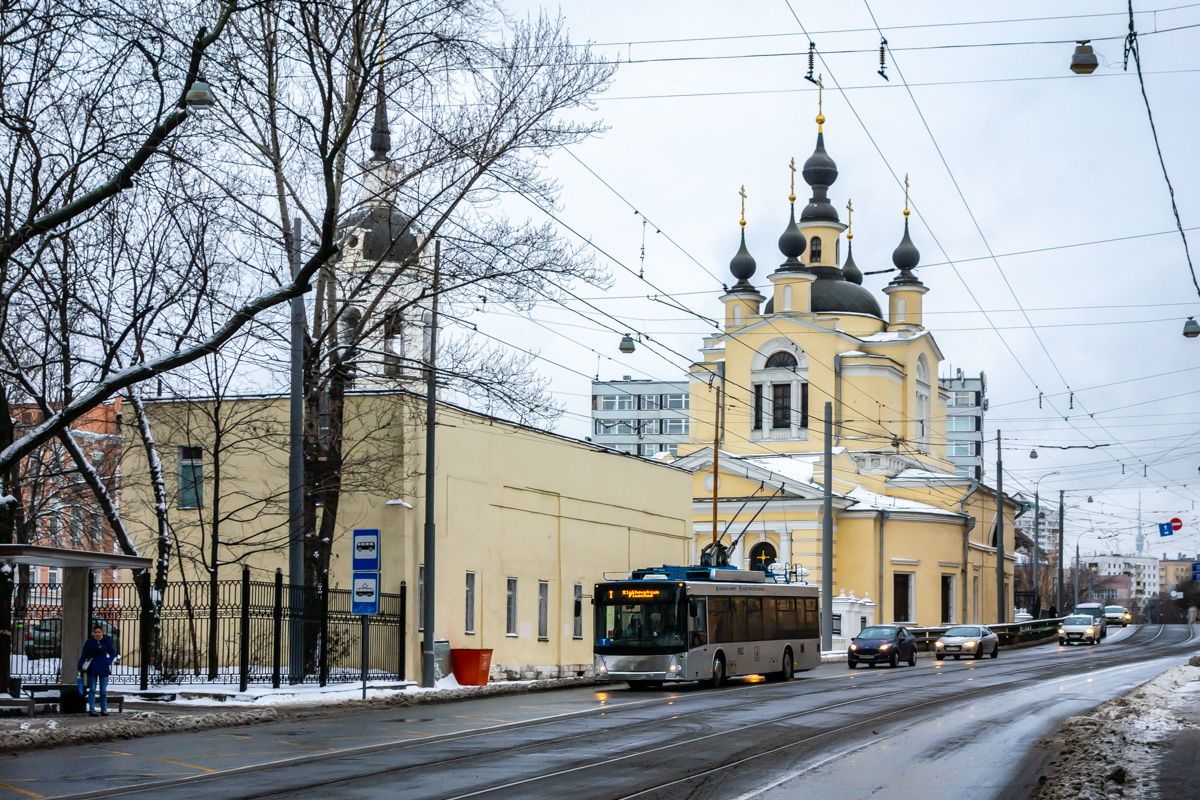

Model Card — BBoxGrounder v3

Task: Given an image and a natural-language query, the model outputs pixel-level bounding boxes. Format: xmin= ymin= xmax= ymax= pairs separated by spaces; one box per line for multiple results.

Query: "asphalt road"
xmin=2 ymin=623 xmax=1195 ymax=800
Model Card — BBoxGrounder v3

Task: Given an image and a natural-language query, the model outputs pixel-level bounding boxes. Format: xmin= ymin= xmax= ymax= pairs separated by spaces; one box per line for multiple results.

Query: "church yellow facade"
xmin=675 ymin=103 xmax=1019 ymax=628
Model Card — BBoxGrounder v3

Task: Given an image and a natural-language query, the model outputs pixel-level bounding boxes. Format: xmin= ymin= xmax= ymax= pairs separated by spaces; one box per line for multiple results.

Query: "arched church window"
xmin=383 ymin=309 xmax=405 ymax=378
xmin=810 ymin=237 xmax=822 ymax=263
xmin=764 ymin=351 xmax=798 ymax=369
xmin=733 ymin=305 xmax=742 ymax=325
xmin=782 ymin=284 xmax=793 ymax=311
xmin=748 ymin=542 xmax=777 ymax=572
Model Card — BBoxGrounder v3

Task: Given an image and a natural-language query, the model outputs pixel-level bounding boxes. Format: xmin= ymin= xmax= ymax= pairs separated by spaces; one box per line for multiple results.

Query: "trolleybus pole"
xmin=821 ymin=402 xmax=833 ymax=653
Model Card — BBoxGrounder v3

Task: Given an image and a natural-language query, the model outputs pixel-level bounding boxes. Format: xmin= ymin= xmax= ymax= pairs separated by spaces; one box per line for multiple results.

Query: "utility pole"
xmin=421 ymin=241 xmax=441 ymax=688
xmin=996 ymin=430 xmax=1005 ymax=624
xmin=1032 ymin=489 xmax=1040 ymax=617
xmin=820 ymin=402 xmax=833 ymax=653
xmin=1057 ymin=489 xmax=1065 ymax=613
xmin=287 ymin=216 xmax=305 ymax=684
xmin=1074 ymin=540 xmax=1080 ymax=608
xmin=709 ymin=362 xmax=725 ymax=562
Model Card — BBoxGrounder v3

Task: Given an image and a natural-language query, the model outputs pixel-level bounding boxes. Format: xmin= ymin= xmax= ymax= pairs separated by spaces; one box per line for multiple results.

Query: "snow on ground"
xmin=1029 ymin=658 xmax=1200 ymax=800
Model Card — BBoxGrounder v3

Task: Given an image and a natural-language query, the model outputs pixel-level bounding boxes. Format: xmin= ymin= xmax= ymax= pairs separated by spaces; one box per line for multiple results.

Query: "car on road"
xmin=1059 ymin=614 xmax=1101 ymax=645
xmin=1072 ymin=603 xmax=1108 ymax=638
xmin=847 ymin=625 xmax=918 ymax=669
xmin=25 ymin=617 xmax=121 ymax=660
xmin=934 ymin=625 xmax=1000 ymax=660
xmin=1105 ymin=605 xmax=1131 ymax=627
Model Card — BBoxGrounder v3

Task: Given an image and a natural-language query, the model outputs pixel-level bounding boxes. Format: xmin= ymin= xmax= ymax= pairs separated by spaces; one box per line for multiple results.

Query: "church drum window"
xmin=809 ymin=236 xmax=822 ymax=263
xmin=772 ymin=384 xmax=791 ymax=429
xmin=753 ymin=385 xmax=763 ymax=430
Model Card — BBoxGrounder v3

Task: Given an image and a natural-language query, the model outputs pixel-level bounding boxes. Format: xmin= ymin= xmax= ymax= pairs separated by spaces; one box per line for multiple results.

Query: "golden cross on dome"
xmin=816 ymin=73 xmax=825 ymax=130
xmin=903 ymin=173 xmax=910 ymax=218
xmin=739 ymin=185 xmax=747 ymax=228
xmin=788 ymin=158 xmax=796 ymax=204
xmin=846 ymin=199 xmax=854 ymax=240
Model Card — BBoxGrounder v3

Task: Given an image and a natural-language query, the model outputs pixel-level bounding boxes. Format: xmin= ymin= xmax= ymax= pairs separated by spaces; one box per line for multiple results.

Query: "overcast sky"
xmin=460 ymin=1 xmax=1200 ymax=557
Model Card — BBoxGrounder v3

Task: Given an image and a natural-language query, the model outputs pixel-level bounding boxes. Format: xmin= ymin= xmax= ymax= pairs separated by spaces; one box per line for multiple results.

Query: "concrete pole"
xmin=287 ymin=216 xmax=305 ymax=684
xmin=1032 ymin=490 xmax=1040 ymax=616
xmin=996 ymin=430 xmax=1005 ymax=624
xmin=820 ymin=402 xmax=833 ymax=653
xmin=421 ymin=241 xmax=441 ymax=688
xmin=1057 ymin=490 xmax=1065 ymax=613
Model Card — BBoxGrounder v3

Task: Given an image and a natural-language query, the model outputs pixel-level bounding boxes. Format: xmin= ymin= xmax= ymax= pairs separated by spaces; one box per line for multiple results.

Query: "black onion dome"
xmin=800 ymin=132 xmax=840 ymax=222
xmin=334 ymin=206 xmax=420 ymax=265
xmin=889 ymin=218 xmax=923 ymax=285
xmin=777 ymin=205 xmax=807 ymax=267
xmin=729 ymin=229 xmax=757 ymax=288
xmin=809 ymin=265 xmax=882 ymax=317
xmin=842 ymin=240 xmax=863 ymax=285
xmin=764 ymin=296 xmax=775 ymax=314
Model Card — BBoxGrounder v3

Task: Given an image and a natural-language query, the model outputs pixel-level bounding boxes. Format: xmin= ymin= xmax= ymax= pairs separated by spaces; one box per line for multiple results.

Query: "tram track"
xmin=56 ymin=623 xmax=1197 ymax=800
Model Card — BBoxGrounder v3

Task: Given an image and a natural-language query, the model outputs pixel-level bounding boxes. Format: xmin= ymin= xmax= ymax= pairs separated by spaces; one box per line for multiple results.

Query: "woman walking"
xmin=78 ymin=625 xmax=117 ymax=717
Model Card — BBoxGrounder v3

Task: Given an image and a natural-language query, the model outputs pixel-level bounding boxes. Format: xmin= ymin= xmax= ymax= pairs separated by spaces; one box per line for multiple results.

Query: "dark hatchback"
xmin=848 ymin=625 xmax=918 ymax=669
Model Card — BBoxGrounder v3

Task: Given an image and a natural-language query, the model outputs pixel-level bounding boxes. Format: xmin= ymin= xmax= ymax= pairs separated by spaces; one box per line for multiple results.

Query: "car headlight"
xmin=879 ymin=643 xmax=890 ymax=651
xmin=1058 ymin=628 xmax=1065 ymax=634
xmin=965 ymin=641 xmax=976 ymax=648
xmin=1086 ymin=628 xmax=1094 ymax=634
xmin=935 ymin=641 xmax=944 ymax=648
xmin=850 ymin=643 xmax=857 ymax=650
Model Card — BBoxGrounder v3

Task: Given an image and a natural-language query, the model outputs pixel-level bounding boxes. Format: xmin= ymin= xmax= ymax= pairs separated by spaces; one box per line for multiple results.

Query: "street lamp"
xmin=618 ymin=334 xmax=636 ymax=354
xmin=185 ymin=76 xmax=217 ymax=109
xmin=1031 ymin=471 xmax=1060 ymax=616
xmin=1056 ymin=490 xmax=1093 ymax=614
xmin=1184 ymin=317 xmax=1200 ymax=339
xmin=1070 ymin=41 xmax=1099 ymax=75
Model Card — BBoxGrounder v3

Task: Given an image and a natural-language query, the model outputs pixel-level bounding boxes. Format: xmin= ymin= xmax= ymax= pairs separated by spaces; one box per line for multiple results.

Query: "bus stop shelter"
xmin=1 ymin=544 xmax=152 ymax=684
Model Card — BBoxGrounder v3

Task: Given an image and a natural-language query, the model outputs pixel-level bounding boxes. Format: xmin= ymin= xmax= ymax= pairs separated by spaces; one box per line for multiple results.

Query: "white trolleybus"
xmin=593 ymin=565 xmax=819 ymax=688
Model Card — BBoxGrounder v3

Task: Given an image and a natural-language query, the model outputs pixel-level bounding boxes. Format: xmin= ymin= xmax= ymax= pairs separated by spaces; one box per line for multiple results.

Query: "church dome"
xmin=810 ymin=266 xmax=882 ymax=317
xmin=842 ymin=240 xmax=863 ymax=285
xmin=334 ymin=206 xmax=420 ymax=265
xmin=800 ymin=131 xmax=840 ymax=223
xmin=729 ymin=229 xmax=757 ymax=288
xmin=777 ymin=205 xmax=807 ymax=266
xmin=888 ymin=217 xmax=923 ymax=286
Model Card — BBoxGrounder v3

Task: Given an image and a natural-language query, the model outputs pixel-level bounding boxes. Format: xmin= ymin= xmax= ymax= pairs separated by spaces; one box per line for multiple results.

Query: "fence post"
xmin=136 ymin=572 xmax=151 ymax=691
xmin=272 ymin=569 xmax=283 ymax=690
xmin=399 ymin=581 xmax=407 ymax=682
xmin=319 ymin=572 xmax=329 ymax=687
xmin=239 ymin=565 xmax=250 ymax=693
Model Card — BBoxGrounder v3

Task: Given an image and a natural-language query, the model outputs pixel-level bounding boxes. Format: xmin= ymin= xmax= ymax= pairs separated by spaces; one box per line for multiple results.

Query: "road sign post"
xmin=351 ymin=528 xmax=381 ymax=699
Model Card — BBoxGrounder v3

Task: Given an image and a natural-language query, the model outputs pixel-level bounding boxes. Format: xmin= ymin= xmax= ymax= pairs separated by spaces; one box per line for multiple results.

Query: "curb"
xmin=0 ymin=677 xmax=598 ymax=755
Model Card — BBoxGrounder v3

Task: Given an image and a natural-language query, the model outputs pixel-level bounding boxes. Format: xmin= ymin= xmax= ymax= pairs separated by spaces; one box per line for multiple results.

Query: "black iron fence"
xmin=9 ymin=568 xmax=406 ymax=689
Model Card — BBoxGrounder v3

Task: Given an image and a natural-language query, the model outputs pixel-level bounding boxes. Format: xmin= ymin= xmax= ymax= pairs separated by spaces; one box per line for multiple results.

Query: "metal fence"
xmin=8 ymin=568 xmax=406 ymax=689
xmin=908 ymin=617 xmax=1065 ymax=651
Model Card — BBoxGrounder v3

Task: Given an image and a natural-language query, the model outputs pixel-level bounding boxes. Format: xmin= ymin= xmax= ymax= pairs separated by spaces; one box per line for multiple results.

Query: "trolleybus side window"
xmin=777 ymin=597 xmax=801 ymax=639
xmin=709 ymin=597 xmax=732 ymax=643
xmin=689 ymin=598 xmax=708 ymax=648
xmin=728 ymin=597 xmax=749 ymax=642
xmin=747 ymin=597 xmax=764 ymax=641
xmin=804 ymin=598 xmax=820 ymax=638
xmin=761 ymin=597 xmax=778 ymax=640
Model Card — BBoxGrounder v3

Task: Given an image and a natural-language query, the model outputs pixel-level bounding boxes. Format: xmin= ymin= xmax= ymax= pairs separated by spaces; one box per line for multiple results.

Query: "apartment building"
xmin=590 ymin=377 xmax=690 ymax=457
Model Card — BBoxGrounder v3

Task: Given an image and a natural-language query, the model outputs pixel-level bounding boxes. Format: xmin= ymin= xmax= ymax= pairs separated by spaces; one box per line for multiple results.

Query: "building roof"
xmin=0 ymin=544 xmax=151 ymax=571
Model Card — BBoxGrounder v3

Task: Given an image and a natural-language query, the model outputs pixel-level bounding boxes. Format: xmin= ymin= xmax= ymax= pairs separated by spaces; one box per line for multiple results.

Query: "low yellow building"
xmin=121 ymin=392 xmax=692 ymax=680
xmin=676 ymin=103 xmax=1019 ymax=627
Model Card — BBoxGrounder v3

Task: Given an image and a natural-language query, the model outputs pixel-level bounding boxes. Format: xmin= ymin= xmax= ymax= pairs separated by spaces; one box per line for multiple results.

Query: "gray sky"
xmin=464 ymin=1 xmax=1200 ymax=557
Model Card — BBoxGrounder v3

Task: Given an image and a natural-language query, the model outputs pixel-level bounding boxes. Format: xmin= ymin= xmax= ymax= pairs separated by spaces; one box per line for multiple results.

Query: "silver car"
xmin=1059 ymin=614 xmax=1101 ymax=645
xmin=935 ymin=625 xmax=999 ymax=660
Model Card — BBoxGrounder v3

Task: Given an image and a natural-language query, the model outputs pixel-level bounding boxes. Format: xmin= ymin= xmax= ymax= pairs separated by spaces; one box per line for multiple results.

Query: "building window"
xmin=947 ymin=441 xmax=975 ymax=458
xmin=753 ymin=384 xmax=763 ymax=430
xmin=941 ymin=575 xmax=956 ymax=625
xmin=640 ymin=394 xmax=660 ymax=411
xmin=506 ymin=578 xmax=518 ymax=636
xmin=594 ymin=420 xmax=614 ymax=436
xmin=46 ymin=510 xmax=62 ymax=547
xmin=896 ymin=297 xmax=907 ymax=319
xmin=465 ymin=571 xmax=476 ymax=634
xmin=949 ymin=391 xmax=975 ymax=407
xmin=538 ymin=581 xmax=549 ymax=641
xmin=893 ymin=573 xmax=914 ymax=622
xmin=616 ymin=394 xmax=634 ymax=410
xmin=748 ymin=542 xmax=777 ymax=572
xmin=665 ymin=394 xmax=689 ymax=410
xmin=664 ymin=418 xmax=689 ymax=435
xmin=382 ymin=309 xmax=405 ymax=378
xmin=87 ymin=513 xmax=102 ymax=548
xmin=661 ymin=444 xmax=678 ymax=456
xmin=599 ymin=395 xmax=617 ymax=411
xmin=772 ymin=384 xmax=791 ymax=429
xmin=765 ymin=351 xmax=798 ymax=370
xmin=178 ymin=445 xmax=203 ymax=509
xmin=641 ymin=419 xmax=661 ymax=436
xmin=810 ymin=236 xmax=822 ymax=263
xmin=641 ymin=444 xmax=657 ymax=457
xmin=732 ymin=305 xmax=742 ymax=325
xmin=946 ymin=416 xmax=975 ymax=431
xmin=418 ymin=565 xmax=425 ymax=631
xmin=782 ymin=284 xmax=793 ymax=311
xmin=573 ymin=584 xmax=584 ymax=639
xmin=831 ymin=613 xmax=841 ymax=635
xmin=69 ymin=507 xmax=83 ymax=548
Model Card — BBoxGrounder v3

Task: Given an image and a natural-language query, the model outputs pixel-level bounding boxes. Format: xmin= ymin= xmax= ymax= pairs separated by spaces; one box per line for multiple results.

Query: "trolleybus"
xmin=593 ymin=565 xmax=819 ymax=688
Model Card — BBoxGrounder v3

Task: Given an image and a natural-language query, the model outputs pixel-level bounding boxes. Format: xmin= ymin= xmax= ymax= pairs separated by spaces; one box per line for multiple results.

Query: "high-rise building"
xmin=590 ymin=377 xmax=690 ymax=457
xmin=938 ymin=372 xmax=985 ymax=481
xmin=1086 ymin=554 xmax=1160 ymax=612
xmin=1159 ymin=554 xmax=1198 ymax=590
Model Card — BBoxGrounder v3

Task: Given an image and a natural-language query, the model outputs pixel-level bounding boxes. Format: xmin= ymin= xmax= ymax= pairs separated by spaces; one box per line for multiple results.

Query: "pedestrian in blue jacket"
xmin=77 ymin=625 xmax=117 ymax=716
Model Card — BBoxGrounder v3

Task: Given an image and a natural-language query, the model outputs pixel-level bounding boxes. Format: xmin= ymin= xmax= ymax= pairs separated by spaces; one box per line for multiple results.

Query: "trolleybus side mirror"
xmin=688 ymin=599 xmax=699 ymax=618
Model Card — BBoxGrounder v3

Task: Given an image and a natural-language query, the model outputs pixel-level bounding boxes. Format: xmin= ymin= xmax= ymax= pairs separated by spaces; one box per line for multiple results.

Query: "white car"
xmin=1059 ymin=614 xmax=1101 ymax=645
xmin=1104 ymin=605 xmax=1131 ymax=627
xmin=935 ymin=625 xmax=1000 ymax=660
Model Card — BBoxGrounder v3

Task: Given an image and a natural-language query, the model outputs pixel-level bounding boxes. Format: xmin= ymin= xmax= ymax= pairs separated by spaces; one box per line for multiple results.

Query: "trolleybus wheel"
xmin=707 ymin=654 xmax=726 ymax=688
xmin=770 ymin=649 xmax=794 ymax=682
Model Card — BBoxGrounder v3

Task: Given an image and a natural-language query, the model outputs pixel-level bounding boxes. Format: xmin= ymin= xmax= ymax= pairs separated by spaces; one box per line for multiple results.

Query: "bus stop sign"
xmin=352 ymin=529 xmax=380 ymax=571
xmin=352 ymin=572 xmax=379 ymax=615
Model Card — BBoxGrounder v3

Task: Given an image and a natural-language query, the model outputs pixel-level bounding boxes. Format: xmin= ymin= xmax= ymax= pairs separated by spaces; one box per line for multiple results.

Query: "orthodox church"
xmin=675 ymin=95 xmax=1019 ymax=628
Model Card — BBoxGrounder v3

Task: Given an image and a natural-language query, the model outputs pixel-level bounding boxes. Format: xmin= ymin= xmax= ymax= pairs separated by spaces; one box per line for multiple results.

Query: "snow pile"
xmin=1029 ymin=662 xmax=1200 ymax=800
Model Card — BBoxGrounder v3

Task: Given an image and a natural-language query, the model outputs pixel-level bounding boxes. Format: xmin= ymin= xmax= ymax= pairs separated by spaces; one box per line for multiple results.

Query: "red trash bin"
xmin=450 ymin=648 xmax=493 ymax=686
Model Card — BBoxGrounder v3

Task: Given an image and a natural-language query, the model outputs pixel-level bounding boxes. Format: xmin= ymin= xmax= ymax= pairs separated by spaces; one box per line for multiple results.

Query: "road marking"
xmin=728 ymin=733 xmax=902 ymax=799
xmin=454 ymin=715 xmax=511 ymax=723
xmin=0 ymin=782 xmax=46 ymax=799
xmin=147 ymin=758 xmax=217 ymax=773
xmin=273 ymin=740 xmax=337 ymax=751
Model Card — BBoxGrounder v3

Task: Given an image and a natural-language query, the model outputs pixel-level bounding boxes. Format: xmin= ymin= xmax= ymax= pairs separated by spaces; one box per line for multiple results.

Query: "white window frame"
xmin=616 ymin=394 xmax=635 ymax=410
xmin=537 ymin=581 xmax=549 ymax=641
xmin=947 ymin=441 xmax=974 ymax=458
xmin=664 ymin=394 xmax=689 ymax=410
xmin=506 ymin=578 xmax=518 ymax=637
xmin=946 ymin=415 xmax=975 ymax=431
xmin=573 ymin=584 xmax=584 ymax=639
xmin=663 ymin=418 xmax=689 ymax=435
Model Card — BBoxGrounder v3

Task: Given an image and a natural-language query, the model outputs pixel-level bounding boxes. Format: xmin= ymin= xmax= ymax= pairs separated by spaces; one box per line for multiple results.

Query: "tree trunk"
xmin=0 ymin=384 xmax=16 ymax=689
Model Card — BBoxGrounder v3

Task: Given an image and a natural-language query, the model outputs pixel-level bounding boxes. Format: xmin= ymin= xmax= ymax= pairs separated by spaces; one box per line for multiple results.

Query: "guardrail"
xmin=907 ymin=617 xmax=1066 ymax=652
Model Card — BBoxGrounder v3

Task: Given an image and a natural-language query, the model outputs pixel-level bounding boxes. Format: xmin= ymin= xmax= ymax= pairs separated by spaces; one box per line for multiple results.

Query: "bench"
xmin=20 ymin=683 xmax=124 ymax=714
xmin=0 ymin=696 xmax=37 ymax=717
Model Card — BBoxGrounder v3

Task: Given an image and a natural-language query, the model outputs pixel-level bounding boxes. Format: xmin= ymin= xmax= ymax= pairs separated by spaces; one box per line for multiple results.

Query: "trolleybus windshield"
xmin=595 ymin=585 xmax=685 ymax=653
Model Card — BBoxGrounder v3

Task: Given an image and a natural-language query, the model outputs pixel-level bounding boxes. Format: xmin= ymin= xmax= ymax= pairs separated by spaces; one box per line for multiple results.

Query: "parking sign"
xmin=351 ymin=572 xmax=379 ymax=615
xmin=352 ymin=529 xmax=381 ymax=571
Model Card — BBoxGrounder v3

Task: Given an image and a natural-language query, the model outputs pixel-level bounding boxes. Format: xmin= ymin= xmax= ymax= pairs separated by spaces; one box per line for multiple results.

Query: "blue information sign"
xmin=1159 ymin=522 xmax=1174 ymax=537
xmin=351 ymin=572 xmax=379 ymax=615
xmin=352 ymin=529 xmax=381 ymax=571
xmin=1192 ymin=562 xmax=1200 ymax=582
